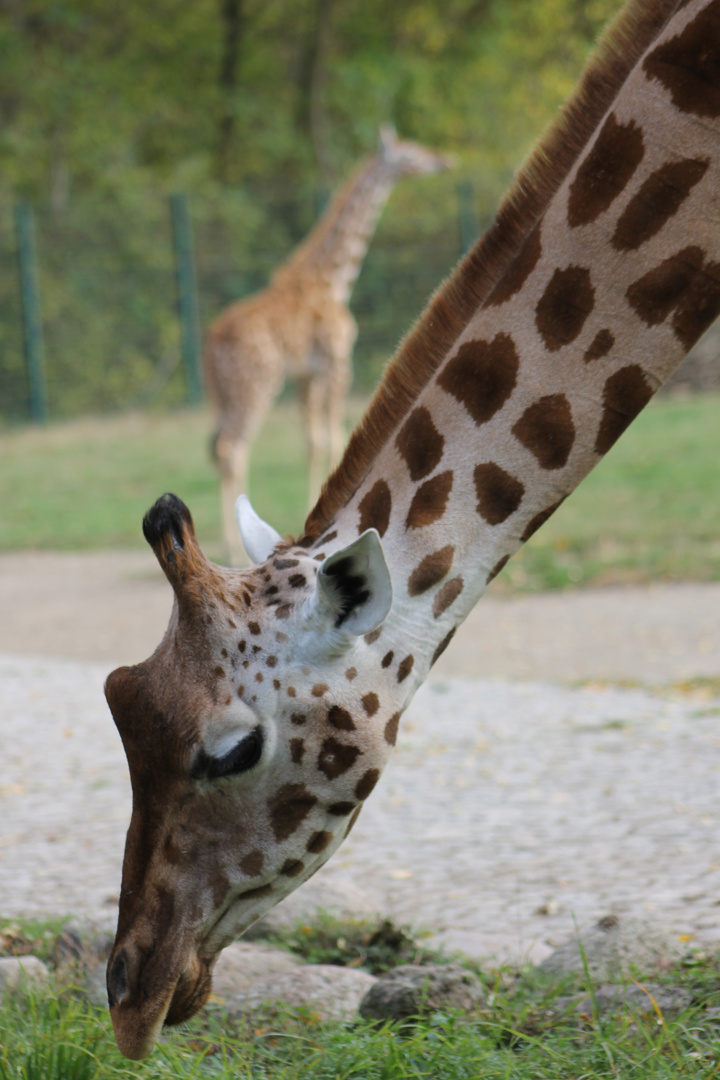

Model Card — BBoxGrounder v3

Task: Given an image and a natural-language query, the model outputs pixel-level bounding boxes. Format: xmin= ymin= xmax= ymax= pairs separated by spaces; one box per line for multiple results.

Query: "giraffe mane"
xmin=302 ymin=0 xmax=682 ymax=541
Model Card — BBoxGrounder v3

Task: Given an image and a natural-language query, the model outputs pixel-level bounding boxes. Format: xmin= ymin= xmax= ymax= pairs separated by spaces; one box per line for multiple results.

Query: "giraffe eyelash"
xmin=191 ymin=728 xmax=264 ymax=781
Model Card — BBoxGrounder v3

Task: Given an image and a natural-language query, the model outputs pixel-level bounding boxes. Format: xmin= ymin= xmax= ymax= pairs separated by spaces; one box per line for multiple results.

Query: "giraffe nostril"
xmin=107 ymin=951 xmax=129 ymax=1007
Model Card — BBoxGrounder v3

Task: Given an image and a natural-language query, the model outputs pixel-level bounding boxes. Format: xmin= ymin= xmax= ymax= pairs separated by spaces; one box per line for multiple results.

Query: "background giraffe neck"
xmin=273 ymin=155 xmax=395 ymax=303
xmin=303 ymin=0 xmax=720 ymax=700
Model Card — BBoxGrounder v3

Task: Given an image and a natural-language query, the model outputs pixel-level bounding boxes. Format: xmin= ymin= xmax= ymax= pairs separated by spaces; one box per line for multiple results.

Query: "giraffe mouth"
xmin=107 ymin=934 xmax=212 ymax=1060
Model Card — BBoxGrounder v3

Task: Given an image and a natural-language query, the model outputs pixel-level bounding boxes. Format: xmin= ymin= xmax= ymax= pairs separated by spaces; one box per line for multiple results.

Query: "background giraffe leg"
xmin=327 ymin=355 xmax=352 ymax=467
xmin=216 ymin=436 xmax=250 ymax=566
xmin=299 ymin=376 xmax=328 ymax=509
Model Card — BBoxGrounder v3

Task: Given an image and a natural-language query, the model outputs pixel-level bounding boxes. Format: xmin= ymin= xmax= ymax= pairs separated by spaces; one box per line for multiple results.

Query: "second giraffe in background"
xmin=204 ymin=126 xmax=452 ymax=564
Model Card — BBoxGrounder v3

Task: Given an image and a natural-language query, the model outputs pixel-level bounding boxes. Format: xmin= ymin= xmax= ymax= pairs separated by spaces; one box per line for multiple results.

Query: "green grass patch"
xmin=261 ymin=915 xmax=445 ymax=975
xmin=1 ymin=394 xmax=719 ymax=590
xmin=2 ymin=955 xmax=720 ymax=1078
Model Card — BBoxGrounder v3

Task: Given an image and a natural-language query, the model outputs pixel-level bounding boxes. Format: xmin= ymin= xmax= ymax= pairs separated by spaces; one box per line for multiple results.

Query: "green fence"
xmin=0 ymin=176 xmax=479 ymax=424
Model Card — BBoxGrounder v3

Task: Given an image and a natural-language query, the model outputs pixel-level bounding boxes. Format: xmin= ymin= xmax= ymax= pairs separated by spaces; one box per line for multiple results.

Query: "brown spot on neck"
xmin=643 ymin=2 xmax=720 ymax=119
xmin=431 ymin=627 xmax=456 ymax=666
xmin=486 ymin=225 xmax=543 ymax=307
xmin=584 ymin=328 xmax=614 ymax=362
xmin=405 ymin=471 xmax=454 ymax=530
xmin=437 ymin=334 xmax=519 ymax=426
xmin=408 ymin=546 xmax=455 ymax=597
xmin=433 ymin=576 xmax=464 ymax=618
xmin=535 ymin=266 xmax=595 ymax=351
xmin=613 ymin=157 xmax=708 ymax=252
xmin=512 ymin=394 xmax=576 ymax=470
xmin=595 ymin=365 xmax=653 ymax=455
xmin=358 ymin=479 xmax=392 ymax=537
xmin=474 ymin=463 xmax=525 ymax=525
xmin=395 ymin=406 xmax=445 ymax=481
xmin=567 ymin=112 xmax=645 ymax=227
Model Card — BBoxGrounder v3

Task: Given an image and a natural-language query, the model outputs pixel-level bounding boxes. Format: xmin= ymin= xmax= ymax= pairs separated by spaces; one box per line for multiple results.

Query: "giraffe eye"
xmin=192 ymin=728 xmax=264 ymax=780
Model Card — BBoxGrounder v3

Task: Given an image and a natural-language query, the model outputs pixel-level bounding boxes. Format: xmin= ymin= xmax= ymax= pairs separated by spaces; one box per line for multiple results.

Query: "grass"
xmin=1 ymin=393 xmax=719 ymax=590
xmin=3 ymin=914 xmax=720 ymax=1077
xmin=3 ymin=945 xmax=720 ymax=1078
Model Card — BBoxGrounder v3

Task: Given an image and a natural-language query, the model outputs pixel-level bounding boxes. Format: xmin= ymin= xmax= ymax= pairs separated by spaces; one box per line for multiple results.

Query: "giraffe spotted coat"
xmin=105 ymin=0 xmax=720 ymax=1059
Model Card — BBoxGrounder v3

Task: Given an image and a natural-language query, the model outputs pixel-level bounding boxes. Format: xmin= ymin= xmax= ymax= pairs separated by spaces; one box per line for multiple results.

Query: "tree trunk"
xmin=216 ymin=0 xmax=245 ymax=183
xmin=294 ymin=0 xmax=336 ymax=186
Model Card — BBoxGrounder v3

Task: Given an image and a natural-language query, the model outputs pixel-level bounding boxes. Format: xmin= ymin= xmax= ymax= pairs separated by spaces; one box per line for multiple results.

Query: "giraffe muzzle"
xmin=107 ymin=936 xmax=211 ymax=1059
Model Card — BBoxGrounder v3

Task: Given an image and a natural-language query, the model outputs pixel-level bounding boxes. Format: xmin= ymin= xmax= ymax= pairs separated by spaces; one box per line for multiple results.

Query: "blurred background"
xmin=1 ymin=0 xmax=719 ymax=589
xmin=0 ymin=0 xmax=640 ymax=420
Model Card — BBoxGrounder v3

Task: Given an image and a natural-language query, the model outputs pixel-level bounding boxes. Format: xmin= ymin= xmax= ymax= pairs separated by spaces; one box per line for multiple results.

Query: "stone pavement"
xmin=2 ymin=635 xmax=720 ymax=965
xmin=1 ymin=550 xmax=719 ymax=684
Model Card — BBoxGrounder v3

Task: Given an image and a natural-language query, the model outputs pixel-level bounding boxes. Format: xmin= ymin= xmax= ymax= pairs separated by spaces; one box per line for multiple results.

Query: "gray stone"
xmin=211 ymin=941 xmax=301 ymax=999
xmin=0 ymin=956 xmax=50 ymax=997
xmin=53 ymin=918 xmax=114 ymax=970
xmin=245 ymin=878 xmax=381 ymax=938
xmin=359 ymin=963 xmax=485 ymax=1022
xmin=573 ymin=982 xmax=692 ymax=1018
xmin=79 ymin=963 xmax=109 ymax=1008
xmin=538 ymin=916 xmax=687 ymax=983
xmin=224 ymin=964 xmax=377 ymax=1024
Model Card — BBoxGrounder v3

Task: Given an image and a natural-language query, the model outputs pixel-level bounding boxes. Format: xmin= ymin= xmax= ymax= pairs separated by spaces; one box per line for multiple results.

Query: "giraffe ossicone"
xmin=105 ymin=0 xmax=720 ymax=1060
xmin=235 ymin=494 xmax=282 ymax=564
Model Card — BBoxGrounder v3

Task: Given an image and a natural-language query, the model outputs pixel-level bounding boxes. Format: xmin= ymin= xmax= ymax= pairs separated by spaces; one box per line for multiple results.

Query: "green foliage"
xmin=0 ymin=0 xmax=619 ymax=202
xmin=0 ymin=918 xmax=70 ymax=964
xmin=0 ymin=174 xmax=461 ymax=421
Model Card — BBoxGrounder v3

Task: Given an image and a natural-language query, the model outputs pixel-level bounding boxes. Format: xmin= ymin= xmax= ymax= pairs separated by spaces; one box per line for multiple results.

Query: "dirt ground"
xmin=2 ymin=550 xmax=719 ymax=686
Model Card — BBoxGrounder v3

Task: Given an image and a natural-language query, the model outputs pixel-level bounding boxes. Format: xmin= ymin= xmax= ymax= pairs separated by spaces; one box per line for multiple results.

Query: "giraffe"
xmin=204 ymin=127 xmax=452 ymax=565
xmin=105 ymin=0 xmax=720 ymax=1058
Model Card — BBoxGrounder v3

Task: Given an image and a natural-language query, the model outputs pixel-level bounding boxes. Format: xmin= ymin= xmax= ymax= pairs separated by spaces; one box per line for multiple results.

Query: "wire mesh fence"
xmin=0 ymin=175 xmax=477 ymax=425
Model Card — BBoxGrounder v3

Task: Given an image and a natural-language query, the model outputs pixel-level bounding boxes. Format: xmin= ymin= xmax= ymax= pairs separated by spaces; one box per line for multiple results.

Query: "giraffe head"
xmin=104 ymin=494 xmax=396 ymax=1059
xmin=378 ymin=124 xmax=454 ymax=177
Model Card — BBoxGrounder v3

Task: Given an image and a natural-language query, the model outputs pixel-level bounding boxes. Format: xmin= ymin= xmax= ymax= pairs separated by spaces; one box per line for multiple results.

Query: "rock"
xmin=211 ymin=941 xmax=301 ymax=999
xmin=245 ymin=878 xmax=381 ymax=938
xmin=79 ymin=963 xmax=109 ymax=1008
xmin=0 ymin=956 xmax=50 ymax=997
xmin=224 ymin=964 xmax=377 ymax=1024
xmin=538 ymin=916 xmax=687 ymax=983
xmin=53 ymin=918 xmax=114 ymax=970
xmin=359 ymin=963 xmax=485 ymax=1022
xmin=572 ymin=982 xmax=692 ymax=1018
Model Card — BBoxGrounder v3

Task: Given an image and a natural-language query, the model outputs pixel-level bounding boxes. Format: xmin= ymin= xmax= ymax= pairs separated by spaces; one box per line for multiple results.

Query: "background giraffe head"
xmin=104 ymin=493 xmax=399 ymax=1059
xmin=377 ymin=124 xmax=455 ymax=177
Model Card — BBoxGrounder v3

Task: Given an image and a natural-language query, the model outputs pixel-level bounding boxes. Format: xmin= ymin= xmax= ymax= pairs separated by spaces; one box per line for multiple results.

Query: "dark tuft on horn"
xmin=142 ymin=493 xmax=194 ymax=552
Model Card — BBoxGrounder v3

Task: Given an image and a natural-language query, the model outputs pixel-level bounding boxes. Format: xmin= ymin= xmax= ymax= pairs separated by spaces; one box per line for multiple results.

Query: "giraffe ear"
xmin=314 ymin=529 xmax=393 ymax=636
xmin=235 ymin=495 xmax=282 ymax=564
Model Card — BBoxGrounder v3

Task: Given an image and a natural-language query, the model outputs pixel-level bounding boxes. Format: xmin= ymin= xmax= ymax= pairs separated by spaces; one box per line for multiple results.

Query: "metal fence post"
xmin=457 ymin=181 xmax=480 ymax=256
xmin=14 ymin=202 xmax=48 ymax=422
xmin=170 ymin=194 xmax=203 ymax=406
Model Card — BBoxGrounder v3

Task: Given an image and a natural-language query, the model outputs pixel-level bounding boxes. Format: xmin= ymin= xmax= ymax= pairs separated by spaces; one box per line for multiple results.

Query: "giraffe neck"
xmin=274 ymin=155 xmax=396 ymax=303
xmin=303 ymin=0 xmax=720 ymax=703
